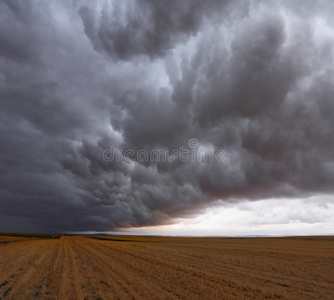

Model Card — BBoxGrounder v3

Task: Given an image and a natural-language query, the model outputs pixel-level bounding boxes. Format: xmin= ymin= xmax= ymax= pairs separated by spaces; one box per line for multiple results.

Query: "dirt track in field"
xmin=0 ymin=235 xmax=333 ymax=299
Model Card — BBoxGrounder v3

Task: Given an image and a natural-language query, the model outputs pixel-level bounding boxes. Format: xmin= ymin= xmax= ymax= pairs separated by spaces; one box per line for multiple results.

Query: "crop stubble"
xmin=0 ymin=235 xmax=333 ymax=299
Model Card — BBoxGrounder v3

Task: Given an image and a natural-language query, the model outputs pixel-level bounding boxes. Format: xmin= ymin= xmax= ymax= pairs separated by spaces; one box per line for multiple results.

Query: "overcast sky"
xmin=1 ymin=0 xmax=334 ymax=234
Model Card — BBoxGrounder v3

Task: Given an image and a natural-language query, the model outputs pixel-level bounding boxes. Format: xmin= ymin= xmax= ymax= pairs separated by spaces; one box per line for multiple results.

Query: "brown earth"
xmin=0 ymin=235 xmax=333 ymax=299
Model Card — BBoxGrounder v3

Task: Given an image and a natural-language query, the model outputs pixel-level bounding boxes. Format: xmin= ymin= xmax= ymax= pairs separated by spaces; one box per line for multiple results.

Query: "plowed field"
xmin=0 ymin=235 xmax=333 ymax=299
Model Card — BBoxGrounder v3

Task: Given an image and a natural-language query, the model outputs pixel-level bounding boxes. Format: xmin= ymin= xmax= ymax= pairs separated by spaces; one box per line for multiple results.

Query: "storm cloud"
xmin=1 ymin=0 xmax=334 ymax=233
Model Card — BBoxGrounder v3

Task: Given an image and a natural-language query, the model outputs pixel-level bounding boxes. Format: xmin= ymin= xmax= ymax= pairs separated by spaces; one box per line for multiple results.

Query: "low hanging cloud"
xmin=0 ymin=0 xmax=334 ymax=233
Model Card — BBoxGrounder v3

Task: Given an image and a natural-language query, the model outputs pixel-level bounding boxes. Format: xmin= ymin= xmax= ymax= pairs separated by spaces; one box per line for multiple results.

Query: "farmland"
xmin=0 ymin=235 xmax=333 ymax=299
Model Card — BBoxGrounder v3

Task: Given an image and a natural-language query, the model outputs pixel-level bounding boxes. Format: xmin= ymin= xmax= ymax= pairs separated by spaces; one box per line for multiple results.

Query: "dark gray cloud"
xmin=79 ymin=0 xmax=232 ymax=60
xmin=0 ymin=0 xmax=334 ymax=233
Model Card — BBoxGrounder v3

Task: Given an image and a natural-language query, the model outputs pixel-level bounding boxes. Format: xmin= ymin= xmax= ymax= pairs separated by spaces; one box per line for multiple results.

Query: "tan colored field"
xmin=0 ymin=235 xmax=333 ymax=299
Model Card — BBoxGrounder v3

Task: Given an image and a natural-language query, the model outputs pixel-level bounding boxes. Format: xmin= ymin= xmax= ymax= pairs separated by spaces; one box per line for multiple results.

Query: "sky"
xmin=1 ymin=0 xmax=334 ymax=235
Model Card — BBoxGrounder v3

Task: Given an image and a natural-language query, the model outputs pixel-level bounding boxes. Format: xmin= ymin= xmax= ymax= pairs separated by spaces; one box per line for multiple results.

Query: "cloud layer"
xmin=1 ymin=0 xmax=334 ymax=233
